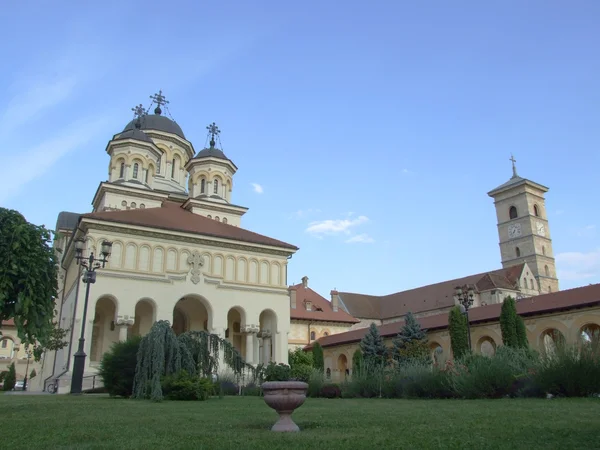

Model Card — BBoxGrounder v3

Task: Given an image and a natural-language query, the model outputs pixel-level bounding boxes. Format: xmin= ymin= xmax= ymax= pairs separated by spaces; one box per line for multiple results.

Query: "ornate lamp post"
xmin=70 ymin=238 xmax=112 ymax=395
xmin=454 ymin=285 xmax=475 ymax=351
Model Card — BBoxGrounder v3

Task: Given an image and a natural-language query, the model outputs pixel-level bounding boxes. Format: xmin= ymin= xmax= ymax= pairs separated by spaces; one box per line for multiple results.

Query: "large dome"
xmin=194 ymin=147 xmax=229 ymax=160
xmin=123 ymin=114 xmax=185 ymax=139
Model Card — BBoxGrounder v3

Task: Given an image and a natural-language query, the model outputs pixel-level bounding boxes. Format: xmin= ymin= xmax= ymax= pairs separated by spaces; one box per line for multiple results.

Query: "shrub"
xmin=3 ymin=363 xmax=16 ymax=391
xmin=449 ymin=306 xmax=469 ymax=359
xmin=161 ymin=371 xmax=212 ymax=401
xmin=289 ymin=348 xmax=313 ymax=368
xmin=312 ymin=343 xmax=324 ymax=373
xmin=99 ymin=336 xmax=141 ymax=397
xmin=396 ymin=363 xmax=454 ymax=399
xmin=352 ymin=349 xmax=363 ymax=373
xmin=263 ymin=362 xmax=291 ymax=381
xmin=341 ymin=364 xmax=384 ymax=398
xmin=241 ymin=383 xmax=262 ymax=396
xmin=320 ymin=383 xmax=342 ymax=398
xmin=307 ymin=368 xmax=325 ymax=397
xmin=534 ymin=338 xmax=600 ymax=397
xmin=216 ymin=372 xmax=239 ymax=395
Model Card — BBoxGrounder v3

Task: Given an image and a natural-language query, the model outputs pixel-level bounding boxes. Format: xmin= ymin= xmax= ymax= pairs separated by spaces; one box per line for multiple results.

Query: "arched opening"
xmin=545 ymin=265 xmax=550 ymax=277
xmin=172 ymin=296 xmax=211 ymax=336
xmin=259 ymin=309 xmax=278 ymax=364
xmin=323 ymin=331 xmax=329 ymax=337
xmin=132 ymin=299 xmax=156 ymax=338
xmin=310 ymin=331 xmax=316 ymax=341
xmin=509 ymin=206 xmax=518 ymax=219
xmin=171 ymin=158 xmax=176 ymax=178
xmin=478 ymin=337 xmax=496 ymax=356
xmin=326 ymin=368 xmax=331 ymax=379
xmin=157 ymin=154 xmax=162 ymax=174
xmin=516 ymin=247 xmax=521 ymax=257
xmin=429 ymin=342 xmax=443 ymax=364
xmin=337 ymin=354 xmax=348 ymax=378
xmin=223 ymin=218 xmax=228 ymax=224
xmin=542 ymin=246 xmax=546 ymax=256
xmin=580 ymin=324 xmax=600 ymax=343
xmin=226 ymin=307 xmax=245 ymax=355
xmin=533 ymin=205 xmax=539 ymax=217
xmin=0 ymin=337 xmax=15 ymax=359
xmin=215 ymin=216 xmax=220 ymax=222
xmin=133 ymin=163 xmax=139 ymax=179
xmin=540 ymin=328 xmax=565 ymax=357
xmin=214 ymin=178 xmax=220 ymax=195
xmin=90 ymin=297 xmax=118 ymax=362
xmin=200 ymin=178 xmax=206 ymax=194
xmin=119 ymin=163 xmax=125 ymax=179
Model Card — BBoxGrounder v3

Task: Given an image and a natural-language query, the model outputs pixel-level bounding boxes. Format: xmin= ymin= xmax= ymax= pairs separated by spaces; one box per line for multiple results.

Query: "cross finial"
xmin=149 ymin=90 xmax=169 ymax=115
xmin=131 ymin=104 xmax=146 ymax=129
xmin=509 ymin=154 xmax=518 ymax=178
xmin=206 ymin=122 xmax=220 ymax=148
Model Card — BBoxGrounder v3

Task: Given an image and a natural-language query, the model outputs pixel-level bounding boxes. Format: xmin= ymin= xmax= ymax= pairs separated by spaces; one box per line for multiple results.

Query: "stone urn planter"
xmin=262 ymin=381 xmax=308 ymax=432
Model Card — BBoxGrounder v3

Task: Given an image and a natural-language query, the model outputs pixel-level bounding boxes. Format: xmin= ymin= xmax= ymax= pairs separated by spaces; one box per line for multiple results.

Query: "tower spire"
xmin=149 ymin=90 xmax=169 ymax=115
xmin=509 ymin=154 xmax=518 ymax=178
xmin=206 ymin=122 xmax=220 ymax=148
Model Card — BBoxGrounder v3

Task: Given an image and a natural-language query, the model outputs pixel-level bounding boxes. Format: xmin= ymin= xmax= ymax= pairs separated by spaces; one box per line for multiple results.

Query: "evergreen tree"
xmin=516 ymin=315 xmax=529 ymax=348
xmin=392 ymin=312 xmax=428 ymax=364
xmin=352 ymin=349 xmax=363 ymax=374
xmin=312 ymin=342 xmax=324 ymax=373
xmin=3 ymin=362 xmax=16 ymax=391
xmin=500 ymin=297 xmax=519 ymax=348
xmin=360 ymin=322 xmax=388 ymax=368
xmin=448 ymin=306 xmax=469 ymax=359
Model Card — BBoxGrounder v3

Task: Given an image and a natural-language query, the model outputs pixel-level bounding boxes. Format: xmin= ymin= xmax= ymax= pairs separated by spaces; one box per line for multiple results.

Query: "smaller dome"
xmin=123 ymin=114 xmax=185 ymax=139
xmin=194 ymin=147 xmax=229 ymax=160
xmin=113 ymin=128 xmax=154 ymax=144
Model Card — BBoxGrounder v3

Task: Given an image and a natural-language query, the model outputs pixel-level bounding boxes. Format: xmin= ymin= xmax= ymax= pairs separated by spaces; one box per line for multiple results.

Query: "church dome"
xmin=123 ymin=114 xmax=185 ymax=139
xmin=113 ymin=128 xmax=154 ymax=144
xmin=194 ymin=146 xmax=229 ymax=160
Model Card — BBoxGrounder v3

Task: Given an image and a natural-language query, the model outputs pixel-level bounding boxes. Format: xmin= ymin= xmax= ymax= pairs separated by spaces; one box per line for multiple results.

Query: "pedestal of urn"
xmin=262 ymin=381 xmax=308 ymax=432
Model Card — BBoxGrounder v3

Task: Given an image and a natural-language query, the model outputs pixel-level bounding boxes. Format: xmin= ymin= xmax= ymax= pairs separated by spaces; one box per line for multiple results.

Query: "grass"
xmin=2 ymin=395 xmax=599 ymax=449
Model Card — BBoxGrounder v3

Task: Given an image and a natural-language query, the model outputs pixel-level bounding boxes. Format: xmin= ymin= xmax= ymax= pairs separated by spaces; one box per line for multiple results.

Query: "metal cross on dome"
xmin=206 ymin=122 xmax=220 ymax=147
xmin=149 ymin=90 xmax=169 ymax=114
xmin=131 ymin=104 xmax=145 ymax=119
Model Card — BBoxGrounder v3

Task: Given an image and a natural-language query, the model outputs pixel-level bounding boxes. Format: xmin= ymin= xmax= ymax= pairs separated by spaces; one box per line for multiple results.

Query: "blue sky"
xmin=1 ymin=1 xmax=599 ymax=299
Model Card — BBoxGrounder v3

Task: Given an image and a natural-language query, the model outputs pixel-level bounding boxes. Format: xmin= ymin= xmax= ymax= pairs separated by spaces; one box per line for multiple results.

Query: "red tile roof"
xmin=290 ymin=284 xmax=359 ymax=324
xmin=308 ymin=283 xmax=600 ymax=349
xmin=82 ymin=201 xmax=298 ymax=250
xmin=338 ymin=264 xmax=525 ymax=320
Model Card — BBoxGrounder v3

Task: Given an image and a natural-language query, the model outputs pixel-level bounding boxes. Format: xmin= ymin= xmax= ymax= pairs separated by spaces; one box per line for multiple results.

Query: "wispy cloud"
xmin=306 ymin=215 xmax=369 ymax=236
xmin=251 ymin=183 xmax=264 ymax=194
xmin=346 ymin=233 xmax=375 ymax=244
xmin=554 ymin=209 xmax=565 ymax=216
xmin=290 ymin=208 xmax=321 ymax=219
xmin=576 ymin=224 xmax=596 ymax=238
xmin=0 ymin=116 xmax=112 ymax=203
xmin=556 ymin=248 xmax=600 ymax=281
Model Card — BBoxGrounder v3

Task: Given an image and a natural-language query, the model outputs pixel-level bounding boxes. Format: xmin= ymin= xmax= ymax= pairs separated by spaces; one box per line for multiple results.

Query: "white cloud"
xmin=251 ymin=183 xmax=264 ymax=194
xmin=556 ymin=248 xmax=600 ymax=281
xmin=402 ymin=168 xmax=409 ymax=174
xmin=290 ymin=208 xmax=321 ymax=219
xmin=345 ymin=234 xmax=375 ymax=244
xmin=0 ymin=116 xmax=112 ymax=203
xmin=306 ymin=215 xmax=369 ymax=236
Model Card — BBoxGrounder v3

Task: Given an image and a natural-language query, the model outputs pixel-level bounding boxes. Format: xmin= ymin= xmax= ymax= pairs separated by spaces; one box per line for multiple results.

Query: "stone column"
xmin=116 ymin=318 xmax=134 ymax=342
xmin=242 ymin=325 xmax=259 ymax=365
xmin=260 ymin=330 xmax=272 ymax=364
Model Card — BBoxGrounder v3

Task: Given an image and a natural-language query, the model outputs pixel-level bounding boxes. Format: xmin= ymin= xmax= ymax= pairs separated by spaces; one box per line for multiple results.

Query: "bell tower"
xmin=487 ymin=155 xmax=559 ymax=294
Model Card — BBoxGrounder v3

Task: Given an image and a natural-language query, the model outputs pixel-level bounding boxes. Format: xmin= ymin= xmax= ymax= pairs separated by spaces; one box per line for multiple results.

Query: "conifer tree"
xmin=3 ymin=362 xmax=16 ymax=391
xmin=448 ymin=306 xmax=469 ymax=359
xmin=360 ymin=322 xmax=388 ymax=368
xmin=312 ymin=342 xmax=324 ymax=373
xmin=352 ymin=349 xmax=363 ymax=374
xmin=392 ymin=312 xmax=428 ymax=364
xmin=500 ymin=297 xmax=519 ymax=348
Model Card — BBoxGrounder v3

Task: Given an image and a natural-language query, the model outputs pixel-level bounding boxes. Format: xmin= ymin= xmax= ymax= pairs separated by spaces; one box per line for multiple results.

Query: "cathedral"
xmin=2 ymin=92 xmax=598 ymax=393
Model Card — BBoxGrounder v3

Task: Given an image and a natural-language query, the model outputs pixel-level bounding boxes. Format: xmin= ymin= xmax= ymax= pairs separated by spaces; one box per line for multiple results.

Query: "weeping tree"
xmin=132 ymin=320 xmax=256 ymax=401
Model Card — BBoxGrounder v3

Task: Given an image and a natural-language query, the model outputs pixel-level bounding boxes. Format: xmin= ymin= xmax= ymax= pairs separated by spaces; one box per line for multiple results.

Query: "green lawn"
xmin=2 ymin=395 xmax=599 ymax=449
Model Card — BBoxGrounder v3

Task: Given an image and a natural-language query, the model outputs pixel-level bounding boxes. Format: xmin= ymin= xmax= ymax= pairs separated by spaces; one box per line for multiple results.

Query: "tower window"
xmin=119 ymin=163 xmax=125 ymax=178
xmin=214 ymin=179 xmax=219 ymax=194
xmin=133 ymin=163 xmax=139 ymax=179
xmin=516 ymin=247 xmax=521 ymax=257
xmin=542 ymin=246 xmax=546 ymax=256
xmin=145 ymin=169 xmax=149 ymax=184
xmin=171 ymin=158 xmax=175 ymax=178
xmin=509 ymin=206 xmax=518 ymax=219
xmin=157 ymin=156 xmax=161 ymax=174
xmin=534 ymin=205 xmax=540 ymax=217
xmin=200 ymin=178 xmax=206 ymax=194
xmin=545 ymin=265 xmax=550 ymax=277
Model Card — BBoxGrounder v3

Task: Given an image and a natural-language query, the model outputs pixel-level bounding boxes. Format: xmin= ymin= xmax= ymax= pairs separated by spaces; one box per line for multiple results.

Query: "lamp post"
xmin=23 ymin=349 xmax=32 ymax=391
xmin=70 ymin=238 xmax=112 ymax=395
xmin=454 ymin=285 xmax=475 ymax=351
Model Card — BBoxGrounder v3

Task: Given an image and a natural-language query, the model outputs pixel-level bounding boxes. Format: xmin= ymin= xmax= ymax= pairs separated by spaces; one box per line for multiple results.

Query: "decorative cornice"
xmin=81 ymin=221 xmax=295 ymax=257
xmin=108 ymin=140 xmax=162 ymax=159
xmin=203 ymin=275 xmax=288 ymax=295
xmin=96 ymin=270 xmax=175 ymax=284
xmin=143 ymin=131 xmax=194 ymax=159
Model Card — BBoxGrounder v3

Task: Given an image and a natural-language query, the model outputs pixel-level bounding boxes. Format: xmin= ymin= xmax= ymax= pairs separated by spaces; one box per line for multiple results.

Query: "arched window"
xmin=516 ymin=247 xmax=521 ymax=257
xmin=548 ymin=286 xmax=552 ymax=293
xmin=1 ymin=339 xmax=7 ymax=348
xmin=215 ymin=216 xmax=220 ymax=222
xmin=542 ymin=246 xmax=546 ymax=256
xmin=200 ymin=178 xmax=206 ymax=194
xmin=119 ymin=162 xmax=125 ymax=178
xmin=509 ymin=206 xmax=518 ymax=219
xmin=223 ymin=218 xmax=228 ymax=224
xmin=326 ymin=368 xmax=331 ymax=378
xmin=214 ymin=178 xmax=219 ymax=194
xmin=534 ymin=205 xmax=539 ymax=217
xmin=545 ymin=265 xmax=550 ymax=276
xmin=310 ymin=331 xmax=316 ymax=340
xmin=207 ymin=215 xmax=212 ymax=219
xmin=157 ymin=155 xmax=161 ymax=174
xmin=131 ymin=202 xmax=136 ymax=209
xmin=133 ymin=163 xmax=139 ymax=179
xmin=171 ymin=158 xmax=175 ymax=178
xmin=145 ymin=169 xmax=149 ymax=184
xmin=323 ymin=332 xmax=329 ymax=336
